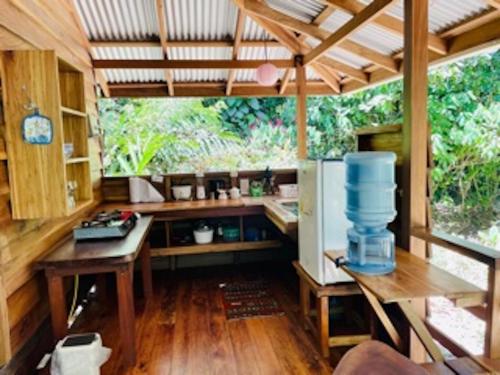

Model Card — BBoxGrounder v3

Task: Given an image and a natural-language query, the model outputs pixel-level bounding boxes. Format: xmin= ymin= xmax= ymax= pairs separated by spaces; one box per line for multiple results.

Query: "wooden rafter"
xmin=155 ymin=0 xmax=174 ymax=96
xmin=92 ymin=59 xmax=295 ymax=69
xmin=241 ymin=0 xmax=397 ymax=72
xmin=321 ymin=0 xmax=447 ymax=55
xmin=342 ymin=18 xmax=500 ymax=94
xmin=279 ymin=68 xmax=293 ymax=95
xmin=439 ymin=7 xmax=500 ymax=38
xmin=233 ymin=2 xmax=346 ymax=91
xmin=227 ymin=10 xmax=246 ymax=96
xmin=304 ymin=0 xmax=395 ymax=65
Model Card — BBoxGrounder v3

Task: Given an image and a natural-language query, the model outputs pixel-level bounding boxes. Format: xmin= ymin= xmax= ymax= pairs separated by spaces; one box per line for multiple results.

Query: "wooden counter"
xmin=99 ymin=196 xmax=298 ymax=236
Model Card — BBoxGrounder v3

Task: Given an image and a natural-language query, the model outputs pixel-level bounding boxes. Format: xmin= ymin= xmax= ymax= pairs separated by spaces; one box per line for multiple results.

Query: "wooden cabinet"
xmin=0 ymin=51 xmax=92 ymax=219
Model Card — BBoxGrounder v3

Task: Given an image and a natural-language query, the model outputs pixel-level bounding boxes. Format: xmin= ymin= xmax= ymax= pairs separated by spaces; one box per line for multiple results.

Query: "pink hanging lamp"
xmin=256 ymin=39 xmax=278 ymax=86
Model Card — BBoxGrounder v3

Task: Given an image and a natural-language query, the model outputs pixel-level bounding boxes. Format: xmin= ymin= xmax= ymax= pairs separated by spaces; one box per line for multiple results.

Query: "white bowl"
xmin=194 ymin=227 xmax=214 ymax=244
xmin=172 ymin=185 xmax=192 ymax=200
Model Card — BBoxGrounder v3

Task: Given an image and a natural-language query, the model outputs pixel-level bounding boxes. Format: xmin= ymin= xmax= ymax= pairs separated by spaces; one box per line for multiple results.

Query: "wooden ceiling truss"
xmin=86 ymin=0 xmax=500 ymax=97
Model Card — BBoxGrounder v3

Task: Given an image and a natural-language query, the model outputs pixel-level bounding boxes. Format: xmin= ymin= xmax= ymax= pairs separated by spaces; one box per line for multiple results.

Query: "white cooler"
xmin=50 ymin=333 xmax=111 ymax=375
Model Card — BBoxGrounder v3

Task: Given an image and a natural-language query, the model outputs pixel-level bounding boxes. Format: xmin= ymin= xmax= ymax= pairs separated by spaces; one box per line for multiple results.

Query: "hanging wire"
xmin=21 ymin=85 xmax=37 ymax=112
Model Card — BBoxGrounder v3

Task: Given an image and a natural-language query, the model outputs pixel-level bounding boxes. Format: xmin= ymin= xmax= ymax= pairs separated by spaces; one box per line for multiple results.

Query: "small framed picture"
xmin=21 ymin=110 xmax=53 ymax=145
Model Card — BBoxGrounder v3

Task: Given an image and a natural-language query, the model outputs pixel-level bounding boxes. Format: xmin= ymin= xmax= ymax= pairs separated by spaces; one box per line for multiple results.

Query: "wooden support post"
xmin=402 ymin=0 xmax=429 ymax=363
xmin=295 ymin=56 xmax=307 ymax=160
xmin=485 ymin=267 xmax=500 ymax=358
xmin=0 ymin=272 xmax=12 ymax=365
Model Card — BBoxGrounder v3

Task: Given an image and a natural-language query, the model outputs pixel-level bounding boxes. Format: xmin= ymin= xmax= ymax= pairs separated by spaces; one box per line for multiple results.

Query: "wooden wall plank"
xmin=0 ymin=0 xmax=101 ymax=366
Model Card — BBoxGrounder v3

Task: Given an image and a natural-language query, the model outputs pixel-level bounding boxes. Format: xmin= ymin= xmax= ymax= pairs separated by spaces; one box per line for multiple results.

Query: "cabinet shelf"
xmin=65 ymin=157 xmax=89 ymax=165
xmin=151 ymin=239 xmax=282 ymax=257
xmin=61 ymin=106 xmax=86 ymax=118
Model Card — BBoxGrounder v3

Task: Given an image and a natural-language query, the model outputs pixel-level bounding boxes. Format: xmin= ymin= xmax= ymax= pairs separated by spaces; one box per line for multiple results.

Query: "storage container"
xmin=343 ymin=152 xmax=397 ymax=275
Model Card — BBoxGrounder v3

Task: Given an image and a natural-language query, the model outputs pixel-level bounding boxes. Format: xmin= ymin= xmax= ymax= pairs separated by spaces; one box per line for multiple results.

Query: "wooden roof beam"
xmin=89 ymin=39 xmax=284 ymax=48
xmin=240 ymin=0 xmax=398 ymax=72
xmin=155 ymin=0 xmax=174 ymax=96
xmin=342 ymin=18 xmax=500 ymax=94
xmin=304 ymin=0 xmax=395 ymax=65
xmin=279 ymin=68 xmax=293 ymax=95
xmin=108 ymin=81 xmax=337 ymax=97
xmin=92 ymin=59 xmax=295 ymax=69
xmin=227 ymin=10 xmax=246 ymax=96
xmin=321 ymin=0 xmax=447 ymax=55
xmin=438 ymin=7 xmax=500 ymax=38
xmin=234 ymin=1 xmax=361 ymax=87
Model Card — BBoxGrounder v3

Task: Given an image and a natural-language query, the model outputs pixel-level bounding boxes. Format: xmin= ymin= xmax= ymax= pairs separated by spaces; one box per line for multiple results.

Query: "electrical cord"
xmin=67 ymin=274 xmax=79 ymax=324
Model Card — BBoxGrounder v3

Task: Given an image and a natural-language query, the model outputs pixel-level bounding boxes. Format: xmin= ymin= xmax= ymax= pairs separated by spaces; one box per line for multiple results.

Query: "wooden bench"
xmin=292 ymin=261 xmax=371 ymax=358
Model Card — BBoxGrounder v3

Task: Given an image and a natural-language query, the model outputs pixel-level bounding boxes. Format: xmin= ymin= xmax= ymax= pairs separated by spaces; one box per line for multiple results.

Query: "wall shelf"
xmin=1 ymin=51 xmax=92 ymax=218
xmin=61 ymin=106 xmax=86 ymax=118
xmin=65 ymin=157 xmax=89 ymax=164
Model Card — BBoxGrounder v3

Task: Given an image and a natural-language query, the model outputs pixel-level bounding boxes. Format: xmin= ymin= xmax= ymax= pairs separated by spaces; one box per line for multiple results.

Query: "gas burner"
xmin=74 ymin=210 xmax=138 ymax=241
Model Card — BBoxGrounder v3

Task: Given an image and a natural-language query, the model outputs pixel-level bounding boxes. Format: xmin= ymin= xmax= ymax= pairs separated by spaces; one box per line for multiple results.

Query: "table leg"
xmin=359 ymin=285 xmax=403 ymax=351
xmin=316 ymin=296 xmax=330 ymax=358
xmin=299 ymin=278 xmax=310 ymax=328
xmin=116 ymin=264 xmax=136 ymax=367
xmin=140 ymin=241 xmax=153 ymax=299
xmin=398 ymin=300 xmax=445 ymax=362
xmin=46 ymin=273 xmax=67 ymax=342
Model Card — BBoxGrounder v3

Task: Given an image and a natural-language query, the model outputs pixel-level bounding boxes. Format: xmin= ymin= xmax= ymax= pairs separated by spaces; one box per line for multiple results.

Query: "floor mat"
xmin=220 ymin=281 xmax=284 ymax=320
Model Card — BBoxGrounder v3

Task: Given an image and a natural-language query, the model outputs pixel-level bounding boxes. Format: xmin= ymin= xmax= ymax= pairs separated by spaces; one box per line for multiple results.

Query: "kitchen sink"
xmin=277 ymin=200 xmax=298 ymax=216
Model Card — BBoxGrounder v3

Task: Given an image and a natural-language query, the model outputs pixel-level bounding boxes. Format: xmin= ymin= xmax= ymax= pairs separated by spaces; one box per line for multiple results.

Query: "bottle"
xmin=195 ymin=172 xmax=206 ymax=200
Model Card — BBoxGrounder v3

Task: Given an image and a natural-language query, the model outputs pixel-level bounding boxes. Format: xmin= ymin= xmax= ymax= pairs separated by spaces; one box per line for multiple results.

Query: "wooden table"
xmin=36 ymin=215 xmax=154 ymax=367
xmin=325 ymin=248 xmax=487 ymax=363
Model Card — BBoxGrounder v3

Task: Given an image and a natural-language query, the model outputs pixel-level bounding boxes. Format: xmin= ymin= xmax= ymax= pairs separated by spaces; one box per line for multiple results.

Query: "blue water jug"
xmin=343 ymin=152 xmax=397 ymax=275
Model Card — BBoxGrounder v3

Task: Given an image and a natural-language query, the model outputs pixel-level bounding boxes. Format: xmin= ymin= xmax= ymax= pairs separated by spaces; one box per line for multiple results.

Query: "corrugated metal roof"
xmin=169 ymin=47 xmax=232 ymax=82
xmin=75 ymin=0 xmax=158 ymax=40
xmin=165 ymin=0 xmax=237 ymax=40
xmin=266 ymin=0 xmax=324 ymax=23
xmin=74 ymin=0 xmax=498 ymax=88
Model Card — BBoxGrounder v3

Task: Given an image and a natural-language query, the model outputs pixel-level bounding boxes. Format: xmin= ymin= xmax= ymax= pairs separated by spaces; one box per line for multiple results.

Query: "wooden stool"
xmin=293 ymin=261 xmax=371 ymax=358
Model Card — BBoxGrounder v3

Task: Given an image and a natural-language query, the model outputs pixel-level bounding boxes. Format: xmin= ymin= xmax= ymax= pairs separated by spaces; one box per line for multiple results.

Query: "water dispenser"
xmin=343 ymin=152 xmax=397 ymax=275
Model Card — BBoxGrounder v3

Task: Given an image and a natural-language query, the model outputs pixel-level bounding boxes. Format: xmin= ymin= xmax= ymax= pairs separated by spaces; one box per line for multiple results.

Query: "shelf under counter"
xmin=151 ymin=239 xmax=282 ymax=257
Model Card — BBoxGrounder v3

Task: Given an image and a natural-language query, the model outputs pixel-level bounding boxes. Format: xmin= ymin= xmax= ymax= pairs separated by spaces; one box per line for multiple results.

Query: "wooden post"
xmin=485 ymin=267 xmax=500 ymax=358
xmin=0 ymin=272 xmax=12 ymax=365
xmin=295 ymin=56 xmax=307 ymax=160
xmin=402 ymin=0 xmax=429 ymax=362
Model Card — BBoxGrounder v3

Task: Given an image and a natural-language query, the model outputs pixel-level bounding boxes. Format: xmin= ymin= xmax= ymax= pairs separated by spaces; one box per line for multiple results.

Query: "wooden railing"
xmin=411 ymin=227 xmax=500 ymax=359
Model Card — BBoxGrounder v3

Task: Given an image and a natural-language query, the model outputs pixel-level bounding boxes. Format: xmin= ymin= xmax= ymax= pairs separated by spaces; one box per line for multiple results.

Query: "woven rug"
xmin=220 ymin=281 xmax=284 ymax=320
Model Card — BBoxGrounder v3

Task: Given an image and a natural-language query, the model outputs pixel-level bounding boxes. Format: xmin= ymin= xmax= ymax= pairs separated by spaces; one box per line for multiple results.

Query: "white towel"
xmin=129 ymin=177 xmax=165 ymax=203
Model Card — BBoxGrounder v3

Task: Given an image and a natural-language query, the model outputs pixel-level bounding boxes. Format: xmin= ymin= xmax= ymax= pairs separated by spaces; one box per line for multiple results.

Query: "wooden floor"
xmin=71 ymin=263 xmax=334 ymax=375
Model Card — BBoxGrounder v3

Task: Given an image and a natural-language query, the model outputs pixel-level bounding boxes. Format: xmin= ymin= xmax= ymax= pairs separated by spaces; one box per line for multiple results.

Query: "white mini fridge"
xmin=298 ymin=159 xmax=353 ymax=285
